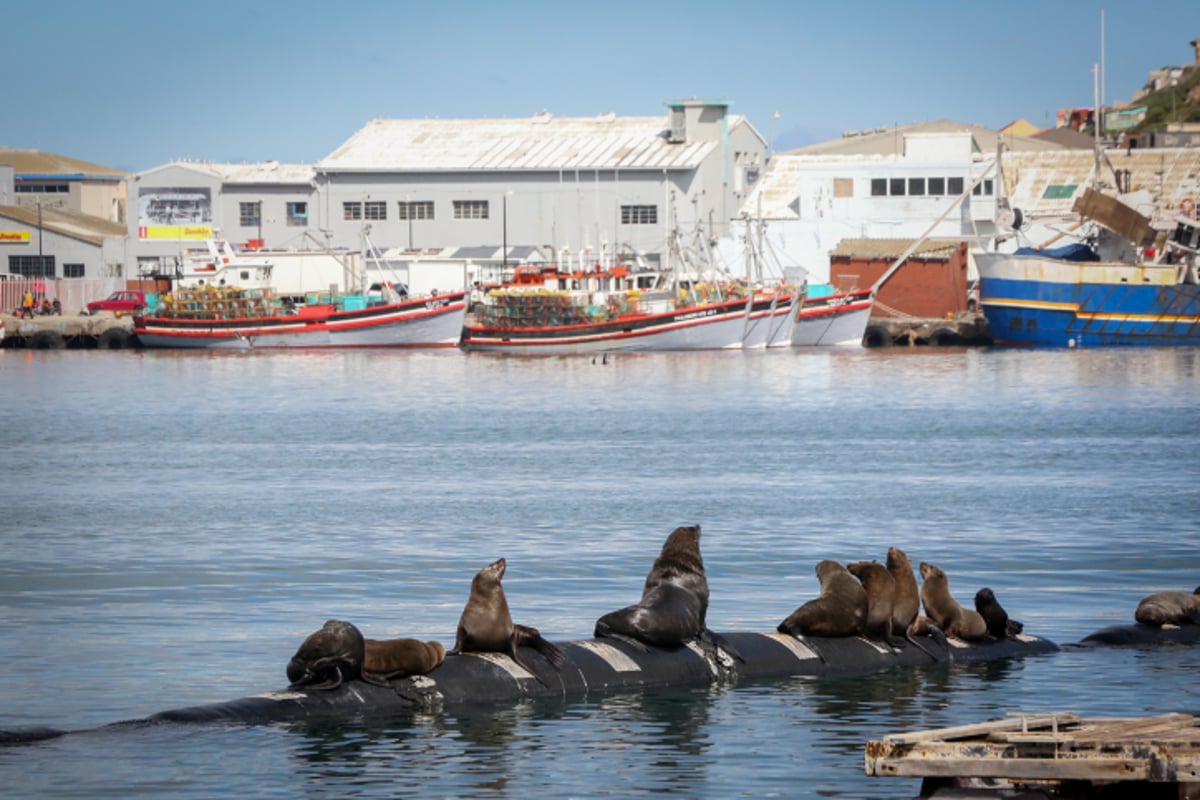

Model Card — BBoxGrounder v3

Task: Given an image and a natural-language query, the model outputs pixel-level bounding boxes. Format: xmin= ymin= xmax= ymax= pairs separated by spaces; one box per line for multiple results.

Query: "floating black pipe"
xmin=148 ymin=630 xmax=1058 ymax=725
xmin=1077 ymin=623 xmax=1200 ymax=647
xmin=0 ymin=630 xmax=1060 ymax=743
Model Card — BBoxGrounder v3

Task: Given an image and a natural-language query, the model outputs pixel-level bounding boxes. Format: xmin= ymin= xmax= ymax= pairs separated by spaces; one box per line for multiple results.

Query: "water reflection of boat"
xmin=135 ymin=286 xmax=467 ymax=349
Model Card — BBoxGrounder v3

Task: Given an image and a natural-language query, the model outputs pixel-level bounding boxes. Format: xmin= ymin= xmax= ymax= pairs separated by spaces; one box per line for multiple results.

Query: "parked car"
xmin=87 ymin=290 xmax=147 ymax=315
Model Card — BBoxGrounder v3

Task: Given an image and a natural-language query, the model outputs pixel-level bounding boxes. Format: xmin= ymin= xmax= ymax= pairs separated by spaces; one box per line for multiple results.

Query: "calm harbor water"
xmin=1 ymin=346 xmax=1198 ymax=798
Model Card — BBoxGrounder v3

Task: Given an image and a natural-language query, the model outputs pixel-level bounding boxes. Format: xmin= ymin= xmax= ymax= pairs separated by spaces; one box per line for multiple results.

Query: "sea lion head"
xmin=919 ymin=562 xmax=943 ymax=582
xmin=659 ymin=525 xmax=702 ymax=559
xmin=475 ymin=558 xmax=506 ymax=586
xmin=886 ymin=547 xmax=910 ymax=569
xmin=286 ymin=619 xmax=365 ymax=689
xmin=814 ymin=559 xmax=846 ymax=583
xmin=975 ymin=587 xmax=997 ymax=607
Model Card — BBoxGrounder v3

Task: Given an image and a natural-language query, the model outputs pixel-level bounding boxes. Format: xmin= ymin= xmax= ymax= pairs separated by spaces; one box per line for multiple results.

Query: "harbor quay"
xmin=0 ymin=309 xmax=993 ymax=350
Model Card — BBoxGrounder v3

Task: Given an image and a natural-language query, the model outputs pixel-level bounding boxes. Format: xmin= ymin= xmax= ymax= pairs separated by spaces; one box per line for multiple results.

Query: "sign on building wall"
xmin=0 ymin=231 xmax=31 ymax=243
xmin=137 ymin=187 xmax=214 ymax=240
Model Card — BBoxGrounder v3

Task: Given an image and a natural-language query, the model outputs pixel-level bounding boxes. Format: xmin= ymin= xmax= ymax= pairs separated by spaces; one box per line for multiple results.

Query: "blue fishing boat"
xmin=977 ymin=192 xmax=1200 ymax=348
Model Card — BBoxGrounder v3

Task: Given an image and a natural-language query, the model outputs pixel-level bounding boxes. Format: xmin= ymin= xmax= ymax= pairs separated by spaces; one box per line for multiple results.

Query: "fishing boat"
xmin=134 ymin=285 xmax=467 ymax=349
xmin=977 ymin=144 xmax=1200 ymax=347
xmin=460 ymin=263 xmax=753 ymax=354
xmin=790 ymin=285 xmax=874 ymax=346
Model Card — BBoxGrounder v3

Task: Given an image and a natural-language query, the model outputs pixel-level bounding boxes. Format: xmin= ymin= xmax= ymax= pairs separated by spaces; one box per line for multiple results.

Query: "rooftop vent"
xmin=532 ymin=111 xmax=553 ymax=124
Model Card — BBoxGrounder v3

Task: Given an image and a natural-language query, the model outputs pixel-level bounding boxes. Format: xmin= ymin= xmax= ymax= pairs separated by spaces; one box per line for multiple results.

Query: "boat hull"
xmin=460 ymin=298 xmax=751 ymax=354
xmin=977 ymin=253 xmax=1200 ymax=347
xmin=791 ymin=289 xmax=873 ymax=346
xmin=742 ymin=294 xmax=799 ymax=349
xmin=135 ymin=293 xmax=467 ymax=349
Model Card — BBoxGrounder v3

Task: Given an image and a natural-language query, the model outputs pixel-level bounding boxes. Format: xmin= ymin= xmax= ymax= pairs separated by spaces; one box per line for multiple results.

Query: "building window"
xmin=239 ymin=202 xmax=261 ymax=227
xmin=889 ymin=178 xmax=905 ymax=196
xmin=833 ymin=178 xmax=853 ymax=198
xmin=453 ymin=200 xmax=489 ymax=220
xmin=908 ymin=178 xmax=926 ymax=196
xmin=870 ymin=178 xmax=887 ymax=197
xmin=286 ymin=201 xmax=308 ymax=226
xmin=9 ymin=255 xmax=55 ymax=277
xmin=948 ymin=177 xmax=965 ymax=195
xmin=620 ymin=205 xmax=658 ymax=224
xmin=343 ymin=202 xmax=362 ymax=220
xmin=364 ymin=201 xmax=387 ymax=221
xmin=398 ymin=201 xmax=434 ymax=220
xmin=928 ymin=177 xmax=946 ymax=195
xmin=63 ymin=263 xmax=85 ymax=278
xmin=14 ymin=183 xmax=69 ymax=193
xmin=973 ymin=179 xmax=995 ymax=196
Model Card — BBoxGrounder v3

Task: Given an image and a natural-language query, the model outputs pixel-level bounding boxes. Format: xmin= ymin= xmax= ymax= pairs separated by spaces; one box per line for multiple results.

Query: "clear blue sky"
xmin=6 ymin=0 xmax=1197 ymax=172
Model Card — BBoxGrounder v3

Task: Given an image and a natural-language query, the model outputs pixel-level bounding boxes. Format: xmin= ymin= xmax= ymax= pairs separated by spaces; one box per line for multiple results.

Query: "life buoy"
xmin=1181 ymin=197 xmax=1196 ymax=215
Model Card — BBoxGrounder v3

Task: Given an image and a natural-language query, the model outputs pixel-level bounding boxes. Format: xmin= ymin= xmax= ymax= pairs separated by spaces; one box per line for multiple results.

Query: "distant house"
xmin=0 ymin=147 xmax=127 ymax=223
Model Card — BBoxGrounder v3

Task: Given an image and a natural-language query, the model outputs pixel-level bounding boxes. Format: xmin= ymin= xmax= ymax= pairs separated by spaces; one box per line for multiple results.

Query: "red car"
xmin=87 ymin=290 xmax=147 ymax=315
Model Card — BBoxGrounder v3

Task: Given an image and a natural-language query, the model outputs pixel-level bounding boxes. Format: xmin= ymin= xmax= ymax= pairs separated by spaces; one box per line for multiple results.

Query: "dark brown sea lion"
xmin=778 ymin=560 xmax=866 ymax=638
xmin=594 ymin=524 xmax=740 ymax=660
xmin=974 ymin=587 xmax=1024 ymax=639
xmin=886 ymin=546 xmax=920 ymax=631
xmin=286 ymin=619 xmax=366 ymax=689
xmin=1134 ymin=586 xmax=1200 ymax=626
xmin=846 ymin=560 xmax=896 ymax=645
xmin=919 ymin=562 xmax=988 ymax=641
xmin=287 ymin=620 xmax=446 ymax=690
xmin=363 ymin=637 xmax=446 ymax=679
xmin=448 ymin=558 xmax=564 ymax=686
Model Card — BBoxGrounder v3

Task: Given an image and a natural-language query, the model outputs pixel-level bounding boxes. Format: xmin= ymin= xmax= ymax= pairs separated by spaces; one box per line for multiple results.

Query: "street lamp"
xmin=501 ymin=190 xmax=513 ymax=272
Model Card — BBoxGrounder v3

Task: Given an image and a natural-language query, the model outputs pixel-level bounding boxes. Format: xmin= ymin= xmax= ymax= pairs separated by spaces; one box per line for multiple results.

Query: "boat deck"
xmin=866 ymin=711 xmax=1200 ymax=798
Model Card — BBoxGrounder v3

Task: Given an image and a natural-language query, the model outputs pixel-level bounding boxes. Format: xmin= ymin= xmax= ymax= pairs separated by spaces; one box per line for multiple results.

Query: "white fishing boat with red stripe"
xmin=790 ymin=286 xmax=874 ymax=346
xmin=135 ymin=287 xmax=466 ymax=349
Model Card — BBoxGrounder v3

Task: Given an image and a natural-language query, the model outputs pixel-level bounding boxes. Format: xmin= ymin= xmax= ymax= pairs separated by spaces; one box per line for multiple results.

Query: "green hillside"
xmin=1132 ymin=69 xmax=1200 ymax=129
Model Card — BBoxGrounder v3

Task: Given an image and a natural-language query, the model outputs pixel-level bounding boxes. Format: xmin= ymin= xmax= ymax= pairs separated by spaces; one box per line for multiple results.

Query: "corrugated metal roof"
xmin=829 ymin=238 xmax=962 ymax=260
xmin=317 ymin=113 xmax=735 ymax=172
xmin=786 ymin=120 xmax=1062 ymax=157
xmin=0 ymin=204 xmax=126 ymax=245
xmin=1002 ymin=148 xmax=1200 ymax=218
xmin=0 ymin=147 xmax=127 ymax=179
xmin=146 ymin=161 xmax=315 ymax=184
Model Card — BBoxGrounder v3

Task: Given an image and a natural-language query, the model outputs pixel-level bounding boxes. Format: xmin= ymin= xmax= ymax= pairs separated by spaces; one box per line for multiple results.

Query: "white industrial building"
xmin=724 ymin=121 xmax=1063 ymax=286
xmin=124 ymin=99 xmax=767 ymax=285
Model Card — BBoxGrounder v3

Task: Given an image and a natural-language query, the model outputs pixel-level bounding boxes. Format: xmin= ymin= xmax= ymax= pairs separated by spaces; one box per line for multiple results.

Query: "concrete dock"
xmin=0 ymin=312 xmax=136 ymax=349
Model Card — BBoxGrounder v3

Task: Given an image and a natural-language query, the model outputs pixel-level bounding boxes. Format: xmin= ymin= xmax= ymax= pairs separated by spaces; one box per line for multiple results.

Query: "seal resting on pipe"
xmin=1134 ymin=586 xmax=1200 ymax=626
xmin=595 ymin=524 xmax=741 ymax=661
xmin=286 ymin=619 xmax=446 ymax=690
xmin=919 ymin=562 xmax=988 ymax=641
xmin=778 ymin=559 xmax=866 ymax=639
xmin=974 ymin=587 xmax=1024 ymax=639
xmin=448 ymin=558 xmax=564 ymax=686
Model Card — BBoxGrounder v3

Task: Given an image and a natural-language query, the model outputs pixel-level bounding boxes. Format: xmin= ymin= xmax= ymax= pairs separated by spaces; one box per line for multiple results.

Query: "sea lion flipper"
xmin=905 ymin=617 xmax=950 ymax=663
xmin=513 ymin=623 xmax=565 ymax=669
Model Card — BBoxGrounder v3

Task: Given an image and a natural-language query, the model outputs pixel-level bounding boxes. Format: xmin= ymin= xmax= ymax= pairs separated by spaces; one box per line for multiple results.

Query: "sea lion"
xmin=448 ymin=558 xmax=564 ymax=686
xmin=778 ymin=560 xmax=866 ymax=638
xmin=886 ymin=547 xmax=920 ymax=631
xmin=846 ymin=560 xmax=897 ymax=645
xmin=974 ymin=587 xmax=1024 ymax=639
xmin=287 ymin=620 xmax=446 ymax=690
xmin=594 ymin=524 xmax=740 ymax=660
xmin=919 ymin=562 xmax=988 ymax=641
xmin=363 ymin=637 xmax=446 ymax=679
xmin=1134 ymin=586 xmax=1200 ymax=626
xmin=286 ymin=619 xmax=366 ymax=690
